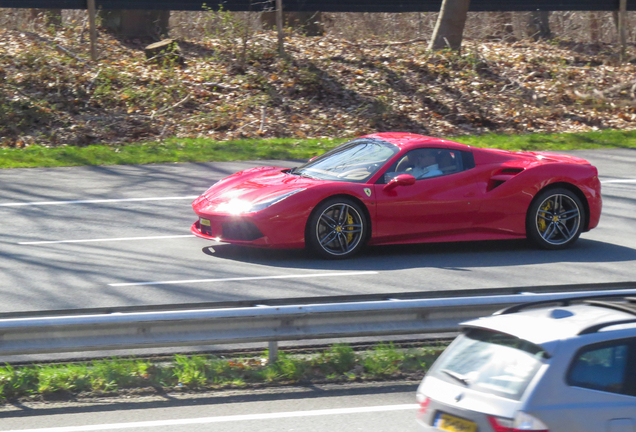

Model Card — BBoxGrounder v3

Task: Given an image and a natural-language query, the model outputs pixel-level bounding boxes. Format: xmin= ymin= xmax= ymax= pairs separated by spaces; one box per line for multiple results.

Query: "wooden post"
xmin=619 ymin=0 xmax=627 ymax=62
xmin=87 ymin=0 xmax=97 ymax=61
xmin=276 ymin=0 xmax=284 ymax=57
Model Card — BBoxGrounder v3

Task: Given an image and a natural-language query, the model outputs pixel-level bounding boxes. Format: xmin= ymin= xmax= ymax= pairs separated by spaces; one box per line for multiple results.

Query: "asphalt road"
xmin=0 ymin=382 xmax=420 ymax=432
xmin=1 ymin=149 xmax=635 ymax=316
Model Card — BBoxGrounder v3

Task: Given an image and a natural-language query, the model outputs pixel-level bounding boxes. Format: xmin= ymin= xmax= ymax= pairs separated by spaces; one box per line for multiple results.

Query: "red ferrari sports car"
xmin=191 ymin=133 xmax=602 ymax=259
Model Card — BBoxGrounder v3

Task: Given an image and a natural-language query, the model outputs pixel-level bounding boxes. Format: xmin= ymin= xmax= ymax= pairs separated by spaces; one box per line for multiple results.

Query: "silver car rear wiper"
xmin=440 ymin=369 xmax=470 ymax=386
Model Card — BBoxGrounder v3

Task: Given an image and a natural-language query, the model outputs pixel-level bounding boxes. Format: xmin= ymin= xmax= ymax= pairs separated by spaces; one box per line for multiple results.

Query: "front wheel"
xmin=526 ymin=188 xmax=585 ymax=250
xmin=306 ymin=197 xmax=367 ymax=259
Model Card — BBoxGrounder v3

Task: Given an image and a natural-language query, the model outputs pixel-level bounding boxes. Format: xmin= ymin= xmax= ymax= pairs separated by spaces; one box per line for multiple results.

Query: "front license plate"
xmin=200 ymin=218 xmax=211 ymax=226
xmin=434 ymin=413 xmax=477 ymax=432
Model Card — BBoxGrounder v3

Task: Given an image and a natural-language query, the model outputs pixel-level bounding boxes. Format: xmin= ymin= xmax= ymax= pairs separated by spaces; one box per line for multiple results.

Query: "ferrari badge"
xmin=364 ymin=188 xmax=372 ymax=197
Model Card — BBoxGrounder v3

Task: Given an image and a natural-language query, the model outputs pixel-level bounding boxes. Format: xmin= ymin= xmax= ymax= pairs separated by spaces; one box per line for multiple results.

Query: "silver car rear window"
xmin=430 ymin=328 xmax=548 ymax=401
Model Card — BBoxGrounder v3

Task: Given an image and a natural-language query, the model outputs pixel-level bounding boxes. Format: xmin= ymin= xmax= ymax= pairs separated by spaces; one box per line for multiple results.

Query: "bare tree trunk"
xmin=276 ymin=0 xmax=284 ymax=56
xmin=619 ymin=0 xmax=627 ymax=62
xmin=589 ymin=11 xmax=600 ymax=43
xmin=527 ymin=11 xmax=552 ymax=41
xmin=428 ymin=0 xmax=471 ymax=51
xmin=101 ymin=10 xmax=170 ymax=39
xmin=30 ymin=9 xmax=62 ymax=27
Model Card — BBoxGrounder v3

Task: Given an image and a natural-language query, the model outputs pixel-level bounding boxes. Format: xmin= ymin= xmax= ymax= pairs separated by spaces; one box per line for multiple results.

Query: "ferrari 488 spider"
xmin=191 ymin=133 xmax=601 ymax=259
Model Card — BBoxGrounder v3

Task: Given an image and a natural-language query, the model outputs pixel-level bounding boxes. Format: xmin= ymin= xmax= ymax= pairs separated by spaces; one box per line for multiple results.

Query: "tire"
xmin=526 ymin=187 xmax=585 ymax=250
xmin=306 ymin=197 xmax=368 ymax=259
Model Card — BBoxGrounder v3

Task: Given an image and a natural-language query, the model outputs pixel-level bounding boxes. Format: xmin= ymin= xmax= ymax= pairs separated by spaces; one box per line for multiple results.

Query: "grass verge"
xmin=0 ymin=343 xmax=444 ymax=402
xmin=2 ymin=129 xmax=636 ymax=169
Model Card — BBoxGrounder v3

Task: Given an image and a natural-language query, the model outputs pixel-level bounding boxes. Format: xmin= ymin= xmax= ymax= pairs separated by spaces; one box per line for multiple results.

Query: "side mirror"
xmin=383 ymin=174 xmax=416 ymax=192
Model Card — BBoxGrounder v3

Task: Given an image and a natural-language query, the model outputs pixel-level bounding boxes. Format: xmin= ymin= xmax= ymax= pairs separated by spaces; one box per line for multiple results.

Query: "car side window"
xmin=380 ymin=149 xmax=468 ymax=184
xmin=567 ymin=341 xmax=633 ymax=395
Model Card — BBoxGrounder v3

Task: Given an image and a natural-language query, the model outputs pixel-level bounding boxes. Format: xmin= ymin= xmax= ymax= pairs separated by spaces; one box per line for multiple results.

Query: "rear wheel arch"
xmin=530 ymin=182 xmax=590 ymax=231
xmin=526 ymin=183 xmax=586 ymax=249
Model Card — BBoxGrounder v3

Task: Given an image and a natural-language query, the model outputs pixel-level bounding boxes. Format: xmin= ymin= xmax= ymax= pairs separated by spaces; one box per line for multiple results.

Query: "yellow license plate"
xmin=434 ymin=413 xmax=477 ymax=432
xmin=200 ymin=218 xmax=211 ymax=226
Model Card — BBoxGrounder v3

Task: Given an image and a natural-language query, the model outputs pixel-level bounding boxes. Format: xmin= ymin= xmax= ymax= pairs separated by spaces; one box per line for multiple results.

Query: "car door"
xmin=531 ymin=336 xmax=636 ymax=432
xmin=567 ymin=338 xmax=636 ymax=432
xmin=372 ymin=149 xmax=481 ymax=243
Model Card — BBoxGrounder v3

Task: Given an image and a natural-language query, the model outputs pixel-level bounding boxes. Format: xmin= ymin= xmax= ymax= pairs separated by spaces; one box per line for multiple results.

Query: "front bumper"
xmin=190 ymin=212 xmax=307 ymax=249
xmin=191 ymin=218 xmax=270 ymax=247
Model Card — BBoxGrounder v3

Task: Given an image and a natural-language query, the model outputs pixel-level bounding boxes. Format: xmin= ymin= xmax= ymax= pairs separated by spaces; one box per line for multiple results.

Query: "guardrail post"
xmin=268 ymin=341 xmax=278 ymax=363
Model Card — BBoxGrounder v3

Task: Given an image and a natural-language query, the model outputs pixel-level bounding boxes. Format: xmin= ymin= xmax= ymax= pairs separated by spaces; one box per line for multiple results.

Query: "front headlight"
xmin=217 ymin=189 xmax=306 ymax=215
xmin=248 ymin=188 xmax=306 ymax=213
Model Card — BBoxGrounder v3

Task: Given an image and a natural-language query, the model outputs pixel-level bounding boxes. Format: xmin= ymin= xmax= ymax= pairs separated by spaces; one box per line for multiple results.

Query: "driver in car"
xmin=409 ymin=150 xmax=442 ymax=178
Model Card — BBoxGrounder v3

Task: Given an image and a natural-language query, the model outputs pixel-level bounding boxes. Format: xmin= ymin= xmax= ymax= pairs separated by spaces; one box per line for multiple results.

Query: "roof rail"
xmin=583 ymin=300 xmax=636 ymax=316
xmin=495 ymin=293 xmax=636 ymax=315
xmin=579 ymin=318 xmax=636 ymax=335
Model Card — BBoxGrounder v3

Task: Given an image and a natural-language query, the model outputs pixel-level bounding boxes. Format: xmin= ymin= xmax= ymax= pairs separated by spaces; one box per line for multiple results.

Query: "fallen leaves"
xmin=1 ymin=25 xmax=636 ymax=148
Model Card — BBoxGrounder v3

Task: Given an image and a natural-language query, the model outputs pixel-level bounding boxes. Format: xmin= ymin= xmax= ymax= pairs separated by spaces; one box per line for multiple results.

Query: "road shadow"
xmin=202 ymin=238 xmax=636 ymax=272
xmin=0 ymin=382 xmax=417 ymax=418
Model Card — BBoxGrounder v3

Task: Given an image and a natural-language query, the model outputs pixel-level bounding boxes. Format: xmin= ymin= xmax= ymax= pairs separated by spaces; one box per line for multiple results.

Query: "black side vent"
xmin=487 ymin=168 xmax=525 ymax=191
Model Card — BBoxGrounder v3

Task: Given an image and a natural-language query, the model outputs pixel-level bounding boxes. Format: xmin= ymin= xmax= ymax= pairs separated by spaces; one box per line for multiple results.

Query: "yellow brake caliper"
xmin=346 ymin=213 xmax=354 ymax=243
xmin=538 ymin=201 xmax=552 ymax=233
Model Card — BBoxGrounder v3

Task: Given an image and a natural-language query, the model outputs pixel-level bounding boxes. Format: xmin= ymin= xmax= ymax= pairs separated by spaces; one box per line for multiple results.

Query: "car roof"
xmin=461 ymin=302 xmax=636 ymax=354
xmin=361 ymin=132 xmax=471 ymax=151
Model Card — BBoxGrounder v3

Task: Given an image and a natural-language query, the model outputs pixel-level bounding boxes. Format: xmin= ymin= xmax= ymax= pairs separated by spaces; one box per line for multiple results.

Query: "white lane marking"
xmin=601 ymin=179 xmax=636 ymax=184
xmin=0 ymin=196 xmax=199 ymax=207
xmin=19 ymin=235 xmax=195 ymax=245
xmin=109 ymin=271 xmax=379 ymax=287
xmin=0 ymin=404 xmax=418 ymax=432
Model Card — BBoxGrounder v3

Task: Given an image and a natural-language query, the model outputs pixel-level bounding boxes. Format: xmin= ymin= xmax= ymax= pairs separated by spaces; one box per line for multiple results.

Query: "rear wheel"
xmin=526 ymin=188 xmax=584 ymax=250
xmin=306 ymin=197 xmax=367 ymax=259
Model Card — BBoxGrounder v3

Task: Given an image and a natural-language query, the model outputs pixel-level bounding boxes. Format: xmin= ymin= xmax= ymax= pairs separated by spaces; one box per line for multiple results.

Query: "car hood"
xmin=194 ymin=167 xmax=321 ymax=211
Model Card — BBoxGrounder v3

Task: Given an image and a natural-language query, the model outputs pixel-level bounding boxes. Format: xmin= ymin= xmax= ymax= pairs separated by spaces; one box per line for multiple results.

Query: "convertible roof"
xmin=362 ymin=132 xmax=470 ymax=150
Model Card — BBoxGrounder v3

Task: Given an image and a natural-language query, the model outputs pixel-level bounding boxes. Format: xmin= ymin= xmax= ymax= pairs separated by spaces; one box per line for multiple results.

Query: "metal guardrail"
xmin=1 ymin=282 xmax=635 ymax=357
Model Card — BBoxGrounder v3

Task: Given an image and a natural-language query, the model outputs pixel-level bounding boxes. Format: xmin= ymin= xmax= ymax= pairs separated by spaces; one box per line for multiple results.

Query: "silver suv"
xmin=416 ymin=295 xmax=636 ymax=432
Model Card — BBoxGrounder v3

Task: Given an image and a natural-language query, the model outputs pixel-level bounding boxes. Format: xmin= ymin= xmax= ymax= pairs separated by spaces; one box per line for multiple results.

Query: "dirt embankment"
xmin=1 ymin=26 xmax=636 ymax=147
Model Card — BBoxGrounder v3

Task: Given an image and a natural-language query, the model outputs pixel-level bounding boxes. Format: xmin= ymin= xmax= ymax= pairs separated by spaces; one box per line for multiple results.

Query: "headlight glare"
xmin=248 ymin=188 xmax=306 ymax=213
xmin=215 ymin=189 xmax=306 ymax=215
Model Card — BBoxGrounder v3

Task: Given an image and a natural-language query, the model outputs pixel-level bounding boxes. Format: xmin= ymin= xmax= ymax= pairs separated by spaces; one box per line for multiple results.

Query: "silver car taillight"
xmin=488 ymin=412 xmax=549 ymax=432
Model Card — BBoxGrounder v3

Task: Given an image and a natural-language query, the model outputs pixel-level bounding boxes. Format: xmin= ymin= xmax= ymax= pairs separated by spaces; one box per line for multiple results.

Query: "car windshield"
xmin=429 ymin=328 xmax=548 ymax=401
xmin=291 ymin=138 xmax=399 ymax=183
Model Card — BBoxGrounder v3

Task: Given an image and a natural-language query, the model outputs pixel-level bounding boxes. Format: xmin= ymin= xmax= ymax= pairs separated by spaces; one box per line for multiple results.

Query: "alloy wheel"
xmin=535 ymin=193 xmax=581 ymax=246
xmin=315 ymin=203 xmax=364 ymax=256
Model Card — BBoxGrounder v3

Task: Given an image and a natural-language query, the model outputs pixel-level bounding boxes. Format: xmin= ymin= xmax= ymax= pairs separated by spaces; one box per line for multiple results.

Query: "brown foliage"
xmin=1 ymin=12 xmax=636 ymax=147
